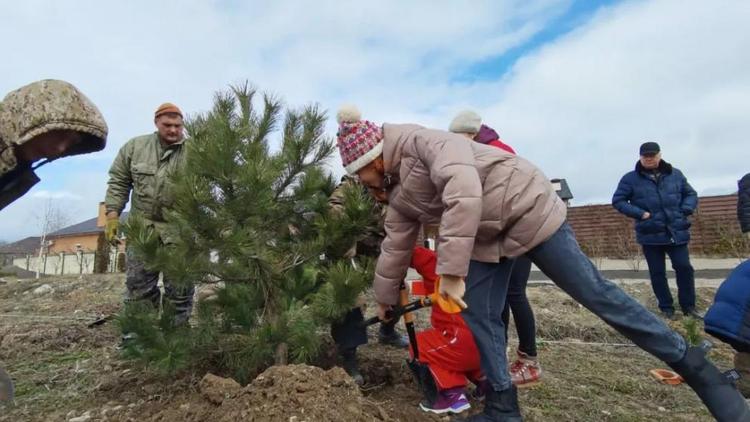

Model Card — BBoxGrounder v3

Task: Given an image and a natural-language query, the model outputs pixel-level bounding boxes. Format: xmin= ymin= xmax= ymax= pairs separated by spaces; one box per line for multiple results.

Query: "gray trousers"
xmin=125 ymin=248 xmax=195 ymax=324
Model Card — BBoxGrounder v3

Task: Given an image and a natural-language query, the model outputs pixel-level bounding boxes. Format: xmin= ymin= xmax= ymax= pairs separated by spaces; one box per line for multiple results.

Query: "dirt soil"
xmin=0 ymin=272 xmax=734 ymax=421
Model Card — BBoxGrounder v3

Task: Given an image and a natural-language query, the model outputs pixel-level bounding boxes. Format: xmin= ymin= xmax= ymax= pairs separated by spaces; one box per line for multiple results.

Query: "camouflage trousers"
xmin=124 ymin=248 xmax=195 ymax=325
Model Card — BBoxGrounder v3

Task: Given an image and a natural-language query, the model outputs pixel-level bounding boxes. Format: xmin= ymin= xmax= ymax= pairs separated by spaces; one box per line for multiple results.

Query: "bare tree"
xmin=34 ymin=199 xmax=72 ymax=278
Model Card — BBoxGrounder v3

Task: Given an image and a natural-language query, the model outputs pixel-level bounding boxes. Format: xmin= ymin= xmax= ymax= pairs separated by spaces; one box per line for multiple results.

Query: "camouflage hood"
xmin=0 ymin=79 xmax=108 ymax=176
xmin=0 ymin=79 xmax=108 ymax=210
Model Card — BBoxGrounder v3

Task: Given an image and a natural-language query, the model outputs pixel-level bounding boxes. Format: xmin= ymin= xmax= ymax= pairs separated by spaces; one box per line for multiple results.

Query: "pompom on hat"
xmin=449 ymin=110 xmax=482 ymax=134
xmin=336 ymin=104 xmax=383 ymax=174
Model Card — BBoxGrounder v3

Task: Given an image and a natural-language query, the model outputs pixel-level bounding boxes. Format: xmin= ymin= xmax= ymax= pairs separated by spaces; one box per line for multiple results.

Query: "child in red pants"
xmin=410 ymin=246 xmax=485 ymax=414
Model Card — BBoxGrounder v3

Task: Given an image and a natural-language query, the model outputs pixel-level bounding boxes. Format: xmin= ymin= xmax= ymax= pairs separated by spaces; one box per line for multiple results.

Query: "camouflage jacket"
xmin=0 ymin=80 xmax=107 ymax=210
xmin=104 ymin=133 xmax=186 ymax=236
xmin=328 ymin=175 xmax=386 ymax=257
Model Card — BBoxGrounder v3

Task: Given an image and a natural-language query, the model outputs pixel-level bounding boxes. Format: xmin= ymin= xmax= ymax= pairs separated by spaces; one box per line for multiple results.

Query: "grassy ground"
xmin=0 ymin=272 xmax=732 ymax=421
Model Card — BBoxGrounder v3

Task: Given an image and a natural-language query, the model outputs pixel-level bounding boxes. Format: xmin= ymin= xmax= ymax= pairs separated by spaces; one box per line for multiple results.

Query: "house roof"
xmin=550 ymin=178 xmax=574 ymax=201
xmin=48 ymin=212 xmax=129 ymax=238
xmin=0 ymin=236 xmax=41 ymax=254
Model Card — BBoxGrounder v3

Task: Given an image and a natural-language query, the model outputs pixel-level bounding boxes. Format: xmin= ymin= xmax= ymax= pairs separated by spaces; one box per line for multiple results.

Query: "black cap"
xmin=639 ymin=142 xmax=660 ymax=155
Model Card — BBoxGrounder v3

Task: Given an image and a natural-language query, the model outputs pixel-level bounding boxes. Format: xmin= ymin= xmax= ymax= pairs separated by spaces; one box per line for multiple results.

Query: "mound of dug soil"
xmin=154 ymin=365 xmax=392 ymax=422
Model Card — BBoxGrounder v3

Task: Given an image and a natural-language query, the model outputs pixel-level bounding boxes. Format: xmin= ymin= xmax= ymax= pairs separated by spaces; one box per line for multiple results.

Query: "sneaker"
xmin=419 ymin=387 xmax=471 ymax=414
xmin=510 ymin=351 xmax=542 ymax=387
xmin=378 ymin=329 xmax=409 ymax=349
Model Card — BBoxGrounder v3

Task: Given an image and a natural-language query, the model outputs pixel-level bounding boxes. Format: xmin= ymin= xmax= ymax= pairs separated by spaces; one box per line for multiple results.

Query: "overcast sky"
xmin=1 ymin=0 xmax=748 ymax=242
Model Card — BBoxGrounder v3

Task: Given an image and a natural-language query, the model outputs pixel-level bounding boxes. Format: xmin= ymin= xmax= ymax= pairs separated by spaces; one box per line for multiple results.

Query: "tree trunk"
xmin=274 ymin=342 xmax=288 ymax=365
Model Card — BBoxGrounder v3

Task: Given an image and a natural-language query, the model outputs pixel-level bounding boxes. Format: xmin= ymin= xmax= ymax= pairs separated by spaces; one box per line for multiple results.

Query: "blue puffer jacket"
xmin=612 ymin=160 xmax=698 ymax=245
xmin=705 ymin=260 xmax=750 ymax=351
xmin=739 ymin=173 xmax=750 ymax=233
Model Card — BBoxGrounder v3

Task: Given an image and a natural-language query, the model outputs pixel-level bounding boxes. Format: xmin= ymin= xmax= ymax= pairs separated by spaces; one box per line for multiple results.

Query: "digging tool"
xmin=362 ymin=278 xmax=464 ymax=406
xmin=398 ymin=281 xmax=439 ymax=406
xmin=361 ymin=278 xmax=463 ymax=327
xmin=0 ymin=366 xmax=14 ymax=403
xmin=87 ymin=313 xmax=113 ymax=328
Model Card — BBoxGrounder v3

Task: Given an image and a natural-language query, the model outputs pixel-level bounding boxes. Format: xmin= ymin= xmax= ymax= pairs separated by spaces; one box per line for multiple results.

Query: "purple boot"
xmin=419 ymin=387 xmax=471 ymax=414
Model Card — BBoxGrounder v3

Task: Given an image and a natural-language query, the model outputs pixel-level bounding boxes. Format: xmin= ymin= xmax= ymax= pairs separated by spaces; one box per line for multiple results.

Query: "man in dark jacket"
xmin=612 ymin=142 xmax=700 ymax=320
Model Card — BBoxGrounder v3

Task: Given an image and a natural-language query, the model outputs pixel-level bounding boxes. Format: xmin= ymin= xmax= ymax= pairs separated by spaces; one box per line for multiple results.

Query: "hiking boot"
xmin=668 ymin=341 xmax=750 ymax=421
xmin=378 ymin=326 xmax=409 ymax=348
xmin=341 ymin=350 xmax=364 ymax=386
xmin=419 ymin=387 xmax=471 ymax=414
xmin=510 ymin=351 xmax=542 ymax=388
xmin=661 ymin=309 xmax=678 ymax=321
xmin=471 ymin=378 xmax=491 ymax=401
xmin=683 ymin=308 xmax=704 ymax=320
xmin=457 ymin=386 xmax=522 ymax=422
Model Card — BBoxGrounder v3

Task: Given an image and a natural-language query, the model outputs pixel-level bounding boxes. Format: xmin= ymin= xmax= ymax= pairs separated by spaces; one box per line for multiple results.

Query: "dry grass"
xmin=0 ymin=273 xmax=735 ymax=421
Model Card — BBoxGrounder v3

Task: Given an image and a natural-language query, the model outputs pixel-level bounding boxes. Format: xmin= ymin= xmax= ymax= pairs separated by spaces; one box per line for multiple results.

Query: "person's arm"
xmin=104 ymin=141 xmax=133 ymax=216
xmin=410 ymin=246 xmax=438 ymax=294
xmin=612 ymin=176 xmax=648 ymax=219
xmin=417 ymin=135 xmax=482 ymax=279
xmin=373 ymin=205 xmax=421 ymax=305
xmin=679 ymin=172 xmax=698 ymax=215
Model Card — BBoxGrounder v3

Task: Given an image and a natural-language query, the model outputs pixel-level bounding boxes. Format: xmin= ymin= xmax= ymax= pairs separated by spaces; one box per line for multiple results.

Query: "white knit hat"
xmin=449 ymin=110 xmax=482 ymax=134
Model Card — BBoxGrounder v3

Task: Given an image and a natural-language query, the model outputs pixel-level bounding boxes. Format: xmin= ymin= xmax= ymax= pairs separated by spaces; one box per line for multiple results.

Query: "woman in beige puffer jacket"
xmin=334 ymin=105 xmax=748 ymax=422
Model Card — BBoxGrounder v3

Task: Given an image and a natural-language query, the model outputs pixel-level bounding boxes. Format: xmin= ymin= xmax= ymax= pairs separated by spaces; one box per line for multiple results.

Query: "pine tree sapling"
xmin=121 ymin=82 xmax=378 ymax=382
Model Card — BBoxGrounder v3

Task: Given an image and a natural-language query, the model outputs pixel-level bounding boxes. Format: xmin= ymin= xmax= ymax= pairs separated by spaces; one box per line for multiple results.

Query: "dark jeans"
xmin=642 ymin=243 xmax=696 ymax=312
xmin=461 ymin=222 xmax=686 ymax=391
xmin=501 ymin=255 xmax=537 ymax=357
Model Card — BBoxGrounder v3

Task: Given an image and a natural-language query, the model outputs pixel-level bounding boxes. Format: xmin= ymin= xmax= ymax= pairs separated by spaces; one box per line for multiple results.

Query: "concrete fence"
xmin=12 ymin=250 xmax=122 ymax=276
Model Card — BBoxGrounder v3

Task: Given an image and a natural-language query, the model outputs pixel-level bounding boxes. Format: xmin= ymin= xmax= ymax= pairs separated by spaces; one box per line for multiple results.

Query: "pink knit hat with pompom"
xmin=336 ymin=104 xmax=383 ymax=174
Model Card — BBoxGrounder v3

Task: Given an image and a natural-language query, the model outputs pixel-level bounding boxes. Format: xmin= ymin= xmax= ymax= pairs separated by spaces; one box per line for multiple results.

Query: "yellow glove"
xmin=438 ymin=274 xmax=467 ymax=310
xmin=105 ymin=217 xmax=119 ymax=245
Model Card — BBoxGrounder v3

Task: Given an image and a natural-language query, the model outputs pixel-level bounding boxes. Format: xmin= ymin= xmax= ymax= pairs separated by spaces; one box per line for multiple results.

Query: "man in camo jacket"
xmin=104 ymin=103 xmax=194 ymax=330
xmin=0 ymin=79 xmax=107 ymax=210
xmin=0 ymin=79 xmax=107 ymax=403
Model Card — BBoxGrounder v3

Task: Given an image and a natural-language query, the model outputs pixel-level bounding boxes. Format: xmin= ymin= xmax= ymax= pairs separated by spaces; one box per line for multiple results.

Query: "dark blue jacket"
xmin=705 ymin=260 xmax=750 ymax=352
xmin=739 ymin=173 xmax=750 ymax=233
xmin=612 ymin=160 xmax=698 ymax=245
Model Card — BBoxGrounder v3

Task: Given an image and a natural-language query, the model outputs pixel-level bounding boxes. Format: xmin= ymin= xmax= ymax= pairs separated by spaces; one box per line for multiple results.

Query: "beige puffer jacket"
xmin=373 ymin=124 xmax=566 ymax=305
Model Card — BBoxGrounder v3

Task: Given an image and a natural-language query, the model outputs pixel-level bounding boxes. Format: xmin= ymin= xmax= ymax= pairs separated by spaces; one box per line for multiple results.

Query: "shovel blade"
xmin=407 ymin=359 xmax=437 ymax=405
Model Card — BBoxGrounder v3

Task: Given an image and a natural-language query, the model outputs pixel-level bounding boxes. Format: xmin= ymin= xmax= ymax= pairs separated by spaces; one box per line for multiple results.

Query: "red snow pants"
xmin=409 ymin=247 xmax=484 ymax=390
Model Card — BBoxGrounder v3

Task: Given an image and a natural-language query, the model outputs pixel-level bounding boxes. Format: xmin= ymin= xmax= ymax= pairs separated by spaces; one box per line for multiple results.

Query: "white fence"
xmin=11 ymin=250 xmax=121 ymax=276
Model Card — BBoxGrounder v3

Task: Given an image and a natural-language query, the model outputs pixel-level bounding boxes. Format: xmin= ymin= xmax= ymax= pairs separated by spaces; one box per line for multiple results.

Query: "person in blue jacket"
xmin=738 ymin=173 xmax=750 ymax=237
xmin=612 ymin=142 xmax=700 ymax=320
xmin=705 ymin=261 xmax=750 ymax=391
xmin=705 ymin=173 xmax=750 ymax=397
